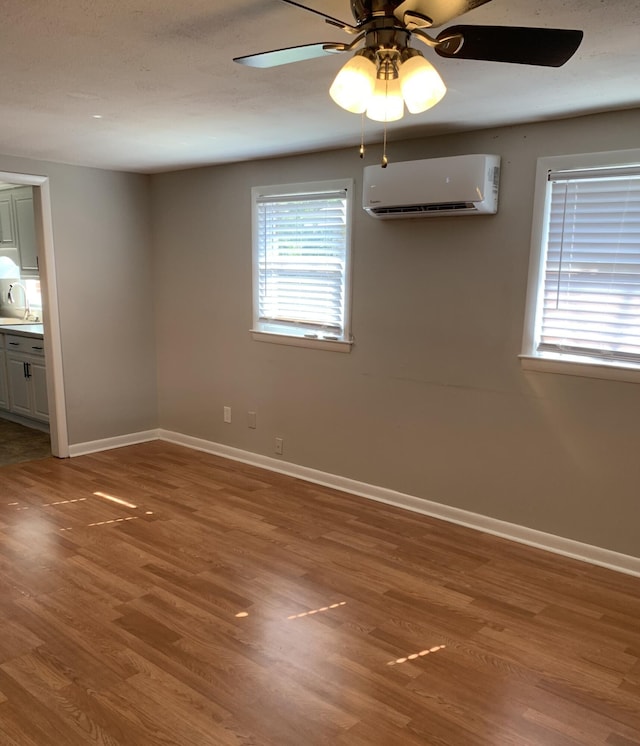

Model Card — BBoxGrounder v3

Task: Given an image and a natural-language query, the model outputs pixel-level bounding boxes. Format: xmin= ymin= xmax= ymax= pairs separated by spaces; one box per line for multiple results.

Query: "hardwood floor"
xmin=0 ymin=441 xmax=639 ymax=745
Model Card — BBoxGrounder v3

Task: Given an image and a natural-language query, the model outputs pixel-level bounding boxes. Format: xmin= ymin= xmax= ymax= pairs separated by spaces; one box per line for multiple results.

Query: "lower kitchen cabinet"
xmin=3 ymin=334 xmax=48 ymax=423
xmin=0 ymin=348 xmax=8 ymax=410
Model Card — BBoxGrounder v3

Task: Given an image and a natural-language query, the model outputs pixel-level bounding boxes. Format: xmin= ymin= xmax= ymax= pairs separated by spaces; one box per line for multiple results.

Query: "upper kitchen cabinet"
xmin=0 ymin=187 xmax=38 ymax=276
xmin=12 ymin=187 xmax=38 ymax=276
xmin=0 ymin=192 xmax=16 ymax=247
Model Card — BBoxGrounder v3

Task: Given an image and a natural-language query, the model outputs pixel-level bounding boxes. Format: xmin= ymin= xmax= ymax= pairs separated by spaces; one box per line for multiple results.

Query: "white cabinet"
xmin=0 ymin=336 xmax=8 ymax=410
xmin=6 ymin=355 xmax=31 ymax=415
xmin=3 ymin=334 xmax=48 ymax=423
xmin=0 ymin=187 xmax=38 ymax=276
xmin=12 ymin=188 xmax=38 ymax=275
xmin=0 ymin=192 xmax=16 ymax=247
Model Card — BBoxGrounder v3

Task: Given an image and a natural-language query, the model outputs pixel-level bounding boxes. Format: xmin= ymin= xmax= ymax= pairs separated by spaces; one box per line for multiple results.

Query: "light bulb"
xmin=399 ymin=54 xmax=446 ymax=114
xmin=329 ymin=54 xmax=377 ymax=114
xmin=366 ymin=77 xmax=404 ymax=122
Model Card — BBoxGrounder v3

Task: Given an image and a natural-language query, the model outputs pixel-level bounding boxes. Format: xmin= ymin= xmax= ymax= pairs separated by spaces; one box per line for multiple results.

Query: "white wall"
xmin=151 ymin=108 xmax=640 ymax=559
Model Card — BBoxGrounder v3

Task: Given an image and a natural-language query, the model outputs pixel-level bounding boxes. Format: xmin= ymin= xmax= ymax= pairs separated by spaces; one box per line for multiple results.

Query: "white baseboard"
xmin=68 ymin=429 xmax=160 ymax=457
xmin=70 ymin=428 xmax=640 ymax=578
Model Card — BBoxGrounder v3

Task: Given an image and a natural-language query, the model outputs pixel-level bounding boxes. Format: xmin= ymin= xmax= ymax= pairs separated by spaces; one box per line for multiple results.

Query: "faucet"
xmin=7 ymin=282 xmax=31 ymax=320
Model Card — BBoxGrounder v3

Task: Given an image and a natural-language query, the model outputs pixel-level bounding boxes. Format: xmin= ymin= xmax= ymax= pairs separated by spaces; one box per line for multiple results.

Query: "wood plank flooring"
xmin=0 ymin=440 xmax=639 ymax=745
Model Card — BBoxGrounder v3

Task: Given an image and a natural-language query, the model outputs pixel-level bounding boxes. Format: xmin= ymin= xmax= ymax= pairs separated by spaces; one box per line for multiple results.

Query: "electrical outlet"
xmin=223 ymin=406 xmax=232 ymax=423
xmin=248 ymin=411 xmax=257 ymax=429
xmin=275 ymin=437 xmax=283 ymax=455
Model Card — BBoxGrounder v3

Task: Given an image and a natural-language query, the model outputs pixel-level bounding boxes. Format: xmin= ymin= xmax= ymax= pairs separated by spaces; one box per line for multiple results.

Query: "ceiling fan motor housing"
xmin=351 ymin=1 xmax=407 ymax=25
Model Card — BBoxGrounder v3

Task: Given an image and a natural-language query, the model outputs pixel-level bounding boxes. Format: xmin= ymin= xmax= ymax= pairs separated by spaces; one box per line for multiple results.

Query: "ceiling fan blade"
xmin=278 ymin=0 xmax=357 ymax=33
xmin=435 ymin=25 xmax=584 ymax=67
xmin=394 ymin=0 xmax=493 ymax=29
xmin=234 ymin=42 xmax=346 ymax=69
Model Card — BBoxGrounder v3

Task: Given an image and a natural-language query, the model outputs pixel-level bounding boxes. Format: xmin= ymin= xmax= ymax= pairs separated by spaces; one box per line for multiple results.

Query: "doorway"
xmin=0 ymin=171 xmax=68 ymax=460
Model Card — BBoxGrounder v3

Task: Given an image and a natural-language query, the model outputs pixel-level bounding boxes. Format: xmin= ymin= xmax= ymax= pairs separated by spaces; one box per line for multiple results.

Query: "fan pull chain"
xmin=381 ymin=77 xmax=389 ymax=168
xmin=382 ymin=121 xmax=388 ymax=168
xmin=359 ymin=112 xmax=365 ymax=158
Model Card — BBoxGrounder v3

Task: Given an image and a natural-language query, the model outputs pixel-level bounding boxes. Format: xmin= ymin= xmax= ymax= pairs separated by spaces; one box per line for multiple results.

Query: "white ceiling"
xmin=1 ymin=0 xmax=638 ymax=174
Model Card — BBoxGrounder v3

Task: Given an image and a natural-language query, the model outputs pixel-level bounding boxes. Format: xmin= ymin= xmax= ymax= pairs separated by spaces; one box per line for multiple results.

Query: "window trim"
xmin=521 ymin=148 xmax=640 ymax=383
xmin=251 ymin=178 xmax=354 ymax=352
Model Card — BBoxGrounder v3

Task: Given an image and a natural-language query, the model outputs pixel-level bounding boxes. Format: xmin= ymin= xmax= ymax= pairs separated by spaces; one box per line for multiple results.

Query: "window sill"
xmin=519 ymin=354 xmax=640 ymax=384
xmin=251 ymin=330 xmax=352 ymax=353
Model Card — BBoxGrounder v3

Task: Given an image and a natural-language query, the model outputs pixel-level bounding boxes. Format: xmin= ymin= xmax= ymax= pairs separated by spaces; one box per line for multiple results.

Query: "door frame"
xmin=0 ymin=170 xmax=69 ymax=458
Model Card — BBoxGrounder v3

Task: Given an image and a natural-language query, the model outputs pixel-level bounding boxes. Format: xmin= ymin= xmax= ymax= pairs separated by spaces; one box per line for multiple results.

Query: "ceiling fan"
xmin=234 ymin=1 xmax=584 ymax=124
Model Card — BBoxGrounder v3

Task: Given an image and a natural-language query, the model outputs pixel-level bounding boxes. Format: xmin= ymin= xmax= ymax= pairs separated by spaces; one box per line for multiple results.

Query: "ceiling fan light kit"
xmin=330 ymin=45 xmax=447 ymax=121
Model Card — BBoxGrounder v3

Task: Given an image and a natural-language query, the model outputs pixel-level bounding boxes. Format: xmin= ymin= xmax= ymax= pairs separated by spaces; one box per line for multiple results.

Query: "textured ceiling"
xmin=0 ymin=0 xmax=638 ymax=173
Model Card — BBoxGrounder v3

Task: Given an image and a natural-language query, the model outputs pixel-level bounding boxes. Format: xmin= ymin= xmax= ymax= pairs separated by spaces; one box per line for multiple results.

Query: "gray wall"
xmin=3 ymin=110 xmax=638 ymax=558
xmin=151 ymin=108 xmax=640 ymax=558
xmin=0 ymin=154 xmax=157 ymax=443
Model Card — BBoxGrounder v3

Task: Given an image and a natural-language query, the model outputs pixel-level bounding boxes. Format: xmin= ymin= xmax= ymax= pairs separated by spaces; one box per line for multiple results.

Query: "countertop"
xmin=0 ymin=323 xmax=44 ymax=338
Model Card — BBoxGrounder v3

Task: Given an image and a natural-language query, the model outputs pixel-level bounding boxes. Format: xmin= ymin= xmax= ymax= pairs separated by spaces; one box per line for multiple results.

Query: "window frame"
xmin=521 ymin=149 xmax=640 ymax=384
xmin=250 ymin=178 xmax=354 ymax=352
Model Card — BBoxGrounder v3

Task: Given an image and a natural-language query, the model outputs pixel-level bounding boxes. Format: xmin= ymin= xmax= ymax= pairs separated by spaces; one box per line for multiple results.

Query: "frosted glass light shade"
xmin=329 ymin=54 xmax=377 ymax=114
xmin=399 ymin=54 xmax=446 ymax=114
xmin=366 ymin=77 xmax=404 ymax=122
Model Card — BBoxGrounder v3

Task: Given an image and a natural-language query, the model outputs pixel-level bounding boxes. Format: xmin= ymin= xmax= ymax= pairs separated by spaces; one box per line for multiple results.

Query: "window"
xmin=522 ymin=150 xmax=640 ymax=383
xmin=24 ymin=278 xmax=43 ymax=313
xmin=251 ymin=179 xmax=353 ymax=352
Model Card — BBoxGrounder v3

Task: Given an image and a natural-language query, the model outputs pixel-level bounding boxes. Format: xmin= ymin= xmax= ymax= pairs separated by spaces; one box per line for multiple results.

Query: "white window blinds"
xmin=538 ymin=167 xmax=640 ymax=365
xmin=255 ymin=189 xmax=349 ymax=336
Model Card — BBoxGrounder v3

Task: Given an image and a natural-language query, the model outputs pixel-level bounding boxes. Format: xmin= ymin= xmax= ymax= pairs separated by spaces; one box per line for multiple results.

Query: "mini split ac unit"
xmin=363 ymin=154 xmax=501 ymax=219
